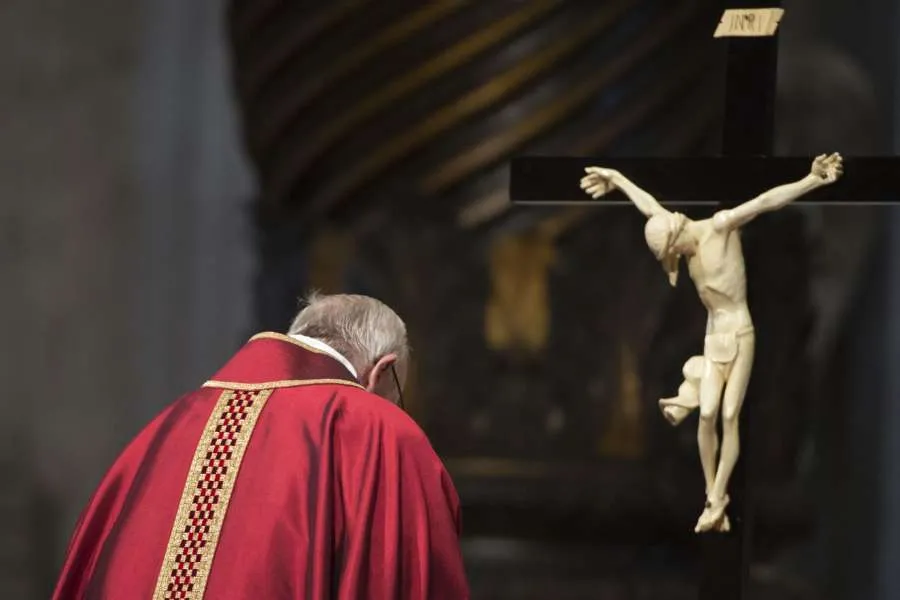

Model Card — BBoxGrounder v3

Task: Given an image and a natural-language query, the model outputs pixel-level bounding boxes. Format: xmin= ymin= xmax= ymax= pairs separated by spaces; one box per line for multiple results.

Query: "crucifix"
xmin=580 ymin=149 xmax=841 ymax=526
xmin=508 ymin=1 xmax=900 ymax=598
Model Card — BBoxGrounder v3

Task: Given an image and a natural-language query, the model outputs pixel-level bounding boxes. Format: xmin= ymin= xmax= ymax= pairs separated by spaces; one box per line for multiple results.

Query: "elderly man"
xmin=53 ymin=294 xmax=469 ymax=599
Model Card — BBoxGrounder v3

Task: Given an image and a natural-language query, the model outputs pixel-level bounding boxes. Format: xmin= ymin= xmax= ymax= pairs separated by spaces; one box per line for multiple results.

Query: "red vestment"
xmin=53 ymin=333 xmax=470 ymax=599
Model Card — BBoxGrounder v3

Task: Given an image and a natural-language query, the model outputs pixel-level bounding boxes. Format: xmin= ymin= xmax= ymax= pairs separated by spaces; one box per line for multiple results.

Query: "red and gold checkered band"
xmin=152 ymin=388 xmax=272 ymax=600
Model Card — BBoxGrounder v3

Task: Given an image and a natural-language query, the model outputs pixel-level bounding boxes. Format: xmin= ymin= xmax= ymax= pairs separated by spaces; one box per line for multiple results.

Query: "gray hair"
xmin=288 ymin=292 xmax=409 ymax=372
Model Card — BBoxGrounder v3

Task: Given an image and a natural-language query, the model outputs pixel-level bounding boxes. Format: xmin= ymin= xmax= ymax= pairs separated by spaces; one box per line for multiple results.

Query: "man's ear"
xmin=364 ymin=353 xmax=398 ymax=393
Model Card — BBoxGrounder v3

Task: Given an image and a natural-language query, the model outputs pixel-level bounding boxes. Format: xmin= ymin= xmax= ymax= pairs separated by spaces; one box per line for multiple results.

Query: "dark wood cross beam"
xmin=510 ymin=156 xmax=900 ymax=207
xmin=508 ymin=1 xmax=898 ymax=599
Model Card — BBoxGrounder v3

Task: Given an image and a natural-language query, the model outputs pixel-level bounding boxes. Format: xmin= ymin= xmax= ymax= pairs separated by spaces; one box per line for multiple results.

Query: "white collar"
xmin=288 ymin=333 xmax=359 ymax=379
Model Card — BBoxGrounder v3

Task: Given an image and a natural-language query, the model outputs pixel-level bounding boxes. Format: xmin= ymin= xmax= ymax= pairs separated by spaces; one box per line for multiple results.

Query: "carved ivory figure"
xmin=580 ymin=153 xmax=843 ymax=532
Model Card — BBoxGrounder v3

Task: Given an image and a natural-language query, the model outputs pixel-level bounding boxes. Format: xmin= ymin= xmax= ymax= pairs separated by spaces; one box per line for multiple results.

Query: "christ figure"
xmin=580 ymin=153 xmax=843 ymax=532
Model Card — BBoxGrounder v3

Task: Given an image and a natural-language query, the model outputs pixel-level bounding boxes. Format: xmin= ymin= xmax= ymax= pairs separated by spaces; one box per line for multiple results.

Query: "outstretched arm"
xmin=581 ymin=167 xmax=667 ymax=218
xmin=714 ymin=153 xmax=843 ymax=232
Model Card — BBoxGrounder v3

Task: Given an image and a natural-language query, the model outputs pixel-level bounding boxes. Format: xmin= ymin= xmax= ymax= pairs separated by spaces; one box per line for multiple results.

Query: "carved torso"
xmin=684 ymin=219 xmax=752 ymax=335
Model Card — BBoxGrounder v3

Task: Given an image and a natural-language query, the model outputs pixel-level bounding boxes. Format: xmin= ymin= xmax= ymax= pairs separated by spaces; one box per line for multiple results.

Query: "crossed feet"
xmin=695 ymin=494 xmax=730 ymax=533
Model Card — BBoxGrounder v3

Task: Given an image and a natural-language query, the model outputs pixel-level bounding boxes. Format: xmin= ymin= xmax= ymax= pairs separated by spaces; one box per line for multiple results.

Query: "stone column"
xmin=133 ymin=0 xmax=255 ymax=426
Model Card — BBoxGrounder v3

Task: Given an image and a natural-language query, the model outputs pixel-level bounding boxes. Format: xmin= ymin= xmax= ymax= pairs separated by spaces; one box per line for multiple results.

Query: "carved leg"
xmin=697 ymin=360 xmax=725 ymax=501
xmin=709 ymin=335 xmax=756 ymax=504
xmin=659 ymin=356 xmax=704 ymax=426
xmin=659 ymin=400 xmax=692 ymax=426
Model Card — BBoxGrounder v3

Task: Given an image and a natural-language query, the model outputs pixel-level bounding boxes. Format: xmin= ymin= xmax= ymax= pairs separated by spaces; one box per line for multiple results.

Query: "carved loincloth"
xmin=703 ymin=326 xmax=754 ymax=379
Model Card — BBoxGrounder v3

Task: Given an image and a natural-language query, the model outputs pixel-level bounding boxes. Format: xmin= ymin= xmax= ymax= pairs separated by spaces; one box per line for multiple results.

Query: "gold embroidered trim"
xmin=248 ymin=331 xmax=330 ymax=355
xmin=152 ymin=388 xmax=273 ymax=600
xmin=202 ymin=378 xmax=364 ymax=391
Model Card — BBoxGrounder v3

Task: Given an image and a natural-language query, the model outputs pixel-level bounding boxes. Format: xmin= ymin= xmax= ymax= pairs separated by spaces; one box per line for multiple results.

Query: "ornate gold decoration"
xmin=457 ymin=40 xmax=716 ymax=228
xmin=203 ymin=379 xmax=364 ymax=391
xmin=308 ymin=1 xmax=639 ymax=209
xmin=262 ymin=0 xmax=561 ymax=165
xmin=246 ymin=1 xmax=469 ymax=102
xmin=152 ymin=388 xmax=273 ymax=600
xmin=484 ymin=209 xmax=586 ymax=354
xmin=249 ymin=331 xmax=337 ymax=355
xmin=420 ymin=0 xmax=697 ymax=196
xmin=232 ymin=1 xmax=717 ymax=221
xmin=485 ymin=232 xmax=555 ymax=354
xmin=236 ymin=0 xmax=720 ymax=221
xmin=597 ymin=344 xmax=646 ymax=459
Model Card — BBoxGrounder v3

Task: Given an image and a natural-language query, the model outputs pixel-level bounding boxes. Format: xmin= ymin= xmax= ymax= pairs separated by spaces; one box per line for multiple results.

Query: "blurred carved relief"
xmin=485 ymin=210 xmax=585 ymax=355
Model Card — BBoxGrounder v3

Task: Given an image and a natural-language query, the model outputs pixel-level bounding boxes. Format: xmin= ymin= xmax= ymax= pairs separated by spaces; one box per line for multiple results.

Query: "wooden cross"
xmin=508 ymin=1 xmax=900 ymax=598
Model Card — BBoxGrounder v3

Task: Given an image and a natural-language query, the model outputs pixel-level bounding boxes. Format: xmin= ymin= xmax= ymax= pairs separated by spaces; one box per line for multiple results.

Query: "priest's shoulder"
xmin=333 ymin=385 xmax=431 ymax=443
